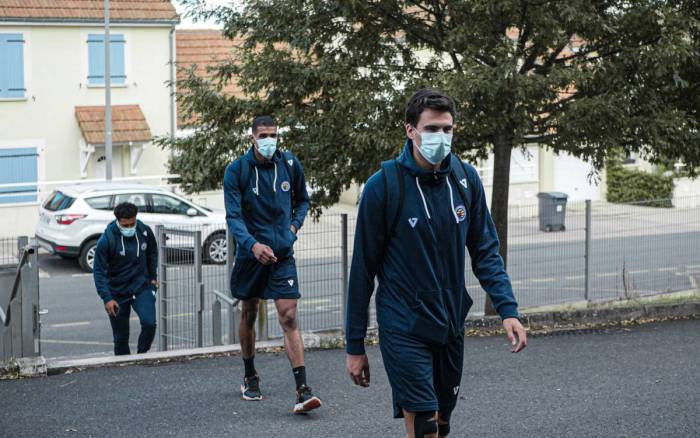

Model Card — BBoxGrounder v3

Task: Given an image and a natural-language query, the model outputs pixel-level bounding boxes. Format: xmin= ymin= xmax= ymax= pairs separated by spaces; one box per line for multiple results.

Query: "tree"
xmin=161 ymin=0 xmax=699 ymax=313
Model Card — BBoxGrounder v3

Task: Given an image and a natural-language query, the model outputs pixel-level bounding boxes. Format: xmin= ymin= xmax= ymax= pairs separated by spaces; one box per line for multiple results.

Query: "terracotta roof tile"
xmin=0 ymin=0 xmax=178 ymax=23
xmin=75 ymin=105 xmax=152 ymax=144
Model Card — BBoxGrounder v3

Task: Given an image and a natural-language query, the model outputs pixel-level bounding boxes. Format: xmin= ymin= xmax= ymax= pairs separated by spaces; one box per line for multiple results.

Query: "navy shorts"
xmin=379 ymin=328 xmax=464 ymax=419
xmin=230 ymin=256 xmax=300 ymax=300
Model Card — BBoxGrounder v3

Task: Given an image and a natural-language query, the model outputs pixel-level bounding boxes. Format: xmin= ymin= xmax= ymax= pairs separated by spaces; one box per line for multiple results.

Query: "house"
xmin=0 ymin=0 xmax=179 ymax=237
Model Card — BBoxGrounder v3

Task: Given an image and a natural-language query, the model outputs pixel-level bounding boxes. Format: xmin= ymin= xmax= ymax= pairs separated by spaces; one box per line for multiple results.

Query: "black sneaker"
xmin=240 ymin=375 xmax=262 ymax=401
xmin=293 ymin=385 xmax=321 ymax=414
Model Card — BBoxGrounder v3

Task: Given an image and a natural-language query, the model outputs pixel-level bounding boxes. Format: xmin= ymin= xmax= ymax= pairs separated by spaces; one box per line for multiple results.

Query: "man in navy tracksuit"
xmin=224 ymin=115 xmax=321 ymax=414
xmin=93 ymin=202 xmax=159 ymax=356
xmin=346 ymin=89 xmax=528 ymax=437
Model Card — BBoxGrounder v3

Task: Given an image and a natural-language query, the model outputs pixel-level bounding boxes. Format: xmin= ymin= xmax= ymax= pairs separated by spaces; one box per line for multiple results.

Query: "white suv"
xmin=36 ymin=183 xmax=229 ymax=272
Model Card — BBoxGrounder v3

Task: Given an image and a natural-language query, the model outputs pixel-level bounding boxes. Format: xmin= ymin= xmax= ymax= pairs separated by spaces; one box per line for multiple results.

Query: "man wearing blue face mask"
xmin=346 ymin=89 xmax=528 ymax=437
xmin=224 ymin=115 xmax=319 ymax=414
xmin=93 ymin=202 xmax=159 ymax=355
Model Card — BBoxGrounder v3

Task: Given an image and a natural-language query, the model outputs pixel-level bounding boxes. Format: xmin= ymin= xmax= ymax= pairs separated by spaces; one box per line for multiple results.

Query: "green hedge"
xmin=606 ymin=165 xmax=674 ymax=207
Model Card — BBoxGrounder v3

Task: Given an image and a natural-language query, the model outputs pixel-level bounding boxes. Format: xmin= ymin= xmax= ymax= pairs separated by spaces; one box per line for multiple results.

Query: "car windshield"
xmin=43 ymin=191 xmax=76 ymax=211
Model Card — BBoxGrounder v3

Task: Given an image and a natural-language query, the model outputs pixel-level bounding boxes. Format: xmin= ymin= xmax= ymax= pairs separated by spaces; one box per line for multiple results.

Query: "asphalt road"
xmin=2 ymin=319 xmax=699 ymax=437
xmin=38 ymin=227 xmax=699 ymax=358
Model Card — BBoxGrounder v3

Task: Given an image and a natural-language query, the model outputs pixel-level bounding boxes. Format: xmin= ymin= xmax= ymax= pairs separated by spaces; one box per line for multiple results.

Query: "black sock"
xmin=292 ymin=366 xmax=307 ymax=389
xmin=243 ymin=357 xmax=256 ymax=378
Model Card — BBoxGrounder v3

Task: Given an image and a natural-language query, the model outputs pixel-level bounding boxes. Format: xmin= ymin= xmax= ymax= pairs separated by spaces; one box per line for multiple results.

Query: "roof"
xmin=176 ymin=29 xmax=243 ymax=127
xmin=75 ymin=105 xmax=152 ymax=145
xmin=0 ymin=0 xmax=178 ymax=24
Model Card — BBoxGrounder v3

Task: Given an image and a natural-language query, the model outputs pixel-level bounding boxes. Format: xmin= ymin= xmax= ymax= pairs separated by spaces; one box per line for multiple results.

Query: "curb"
xmin=2 ymin=301 xmax=697 ymax=379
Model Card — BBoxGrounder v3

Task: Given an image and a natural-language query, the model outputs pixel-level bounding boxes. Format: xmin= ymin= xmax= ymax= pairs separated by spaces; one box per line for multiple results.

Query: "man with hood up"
xmin=224 ymin=115 xmax=321 ymax=414
xmin=93 ymin=202 xmax=159 ymax=356
xmin=346 ymin=89 xmax=528 ymax=437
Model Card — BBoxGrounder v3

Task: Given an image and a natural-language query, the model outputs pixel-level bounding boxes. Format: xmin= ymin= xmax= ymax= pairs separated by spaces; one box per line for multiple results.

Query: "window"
xmin=151 ymin=194 xmax=193 ymax=215
xmin=87 ymin=34 xmax=126 ymax=85
xmin=0 ymin=148 xmax=37 ymax=204
xmin=114 ymin=193 xmax=148 ymax=213
xmin=0 ymin=33 xmax=25 ymax=98
xmin=43 ymin=191 xmax=76 ymax=211
xmin=85 ymin=195 xmax=112 ymax=211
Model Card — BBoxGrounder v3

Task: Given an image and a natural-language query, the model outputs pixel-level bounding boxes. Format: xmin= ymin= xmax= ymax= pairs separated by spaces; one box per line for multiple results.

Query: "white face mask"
xmin=256 ymin=137 xmax=277 ymax=159
xmin=416 ymin=129 xmax=452 ymax=164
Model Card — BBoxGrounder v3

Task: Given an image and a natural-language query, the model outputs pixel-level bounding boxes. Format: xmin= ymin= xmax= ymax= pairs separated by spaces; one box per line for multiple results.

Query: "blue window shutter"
xmin=0 ymin=33 xmax=25 ymax=98
xmin=110 ymin=34 xmax=126 ymax=85
xmin=88 ymin=34 xmax=105 ymax=85
xmin=0 ymin=148 xmax=38 ymax=204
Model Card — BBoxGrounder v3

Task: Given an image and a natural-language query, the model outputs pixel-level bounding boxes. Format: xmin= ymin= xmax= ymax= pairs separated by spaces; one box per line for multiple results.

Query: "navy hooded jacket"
xmin=224 ymin=146 xmax=310 ymax=260
xmin=93 ymin=220 xmax=158 ymax=304
xmin=345 ymin=141 xmax=519 ymax=354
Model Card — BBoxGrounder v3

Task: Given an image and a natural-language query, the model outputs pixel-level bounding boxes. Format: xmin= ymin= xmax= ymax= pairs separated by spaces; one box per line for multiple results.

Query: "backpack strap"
xmin=448 ymin=154 xmax=471 ymax=208
xmin=106 ymin=227 xmax=116 ymax=255
xmin=381 ymin=160 xmax=405 ymax=240
xmin=237 ymin=158 xmax=252 ymax=195
xmin=282 ymin=151 xmax=297 ymax=201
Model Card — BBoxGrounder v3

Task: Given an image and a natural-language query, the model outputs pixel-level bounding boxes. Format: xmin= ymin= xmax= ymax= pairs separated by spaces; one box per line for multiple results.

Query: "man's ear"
xmin=405 ymin=123 xmax=419 ymax=145
xmin=249 ymin=134 xmax=256 ymax=145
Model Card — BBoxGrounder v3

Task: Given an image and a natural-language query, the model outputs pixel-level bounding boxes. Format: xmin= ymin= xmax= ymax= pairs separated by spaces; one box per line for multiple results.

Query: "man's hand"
xmin=151 ymin=280 xmax=160 ymax=289
xmin=290 ymin=225 xmax=298 ymax=235
xmin=252 ymin=243 xmax=277 ymax=265
xmin=346 ymin=354 xmax=371 ymax=387
xmin=105 ymin=299 xmax=120 ymax=318
xmin=503 ymin=318 xmax=528 ymax=353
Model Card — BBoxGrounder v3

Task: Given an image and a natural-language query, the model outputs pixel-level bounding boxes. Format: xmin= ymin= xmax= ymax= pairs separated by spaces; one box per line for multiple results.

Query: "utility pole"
xmin=104 ymin=0 xmax=113 ymax=181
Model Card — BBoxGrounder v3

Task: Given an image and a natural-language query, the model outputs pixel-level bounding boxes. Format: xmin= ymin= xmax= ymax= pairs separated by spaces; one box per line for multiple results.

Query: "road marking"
xmin=686 ymin=264 xmax=700 ymax=270
xmin=565 ymin=275 xmax=585 ymax=280
xmin=595 ymin=272 xmax=617 ymax=278
xmin=530 ymin=278 xmax=555 ymax=283
xmin=41 ymin=339 xmax=114 ymax=346
xmin=49 ymin=321 xmax=91 ymax=328
xmin=71 ymin=273 xmax=92 ymax=278
xmin=39 ymin=269 xmax=50 ymax=279
xmin=629 ymin=269 xmax=649 ymax=274
xmin=656 ymin=267 xmax=676 ymax=272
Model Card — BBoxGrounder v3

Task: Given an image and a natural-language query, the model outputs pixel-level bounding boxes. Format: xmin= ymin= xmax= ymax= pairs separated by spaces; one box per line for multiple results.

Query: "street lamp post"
xmin=104 ymin=0 xmax=112 ymax=181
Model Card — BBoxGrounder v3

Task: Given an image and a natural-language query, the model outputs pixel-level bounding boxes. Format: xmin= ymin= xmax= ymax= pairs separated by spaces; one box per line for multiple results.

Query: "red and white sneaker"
xmin=293 ymin=385 xmax=321 ymax=414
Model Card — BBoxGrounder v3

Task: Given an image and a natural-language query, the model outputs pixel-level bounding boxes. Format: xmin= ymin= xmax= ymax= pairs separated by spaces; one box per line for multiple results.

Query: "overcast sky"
xmin=174 ymin=0 xmax=232 ymax=29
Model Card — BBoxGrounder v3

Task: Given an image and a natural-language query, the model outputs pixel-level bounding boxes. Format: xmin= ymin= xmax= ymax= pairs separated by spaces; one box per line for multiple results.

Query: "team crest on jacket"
xmin=455 ymin=205 xmax=467 ymax=222
xmin=281 ymin=181 xmax=291 ymax=192
xmin=141 ymin=243 xmax=147 ymax=251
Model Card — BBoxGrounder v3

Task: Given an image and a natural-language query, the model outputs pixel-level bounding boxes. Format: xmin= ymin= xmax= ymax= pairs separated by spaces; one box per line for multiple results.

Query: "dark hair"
xmin=405 ymin=89 xmax=456 ymax=126
xmin=114 ymin=202 xmax=138 ymax=220
xmin=252 ymin=115 xmax=277 ymax=134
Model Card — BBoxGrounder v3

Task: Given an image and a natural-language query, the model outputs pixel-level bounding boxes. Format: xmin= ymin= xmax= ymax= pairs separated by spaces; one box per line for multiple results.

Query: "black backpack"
xmin=237 ymin=151 xmax=297 ymax=197
xmin=381 ymin=154 xmax=472 ymax=240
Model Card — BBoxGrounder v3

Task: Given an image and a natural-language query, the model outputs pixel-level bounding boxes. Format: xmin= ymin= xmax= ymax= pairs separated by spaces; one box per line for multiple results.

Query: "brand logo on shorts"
xmin=460 ymin=178 xmax=468 ymax=189
xmin=408 ymin=217 xmax=418 ymax=228
xmin=453 ymin=385 xmax=460 ymax=395
xmin=281 ymin=181 xmax=291 ymax=192
xmin=454 ymin=205 xmax=466 ymax=222
xmin=288 ymin=279 xmax=295 ymax=287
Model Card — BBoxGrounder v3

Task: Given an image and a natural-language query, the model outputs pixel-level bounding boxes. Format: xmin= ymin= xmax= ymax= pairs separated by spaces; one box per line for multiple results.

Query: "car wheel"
xmin=203 ymin=232 xmax=228 ymax=264
xmin=79 ymin=239 xmax=98 ymax=273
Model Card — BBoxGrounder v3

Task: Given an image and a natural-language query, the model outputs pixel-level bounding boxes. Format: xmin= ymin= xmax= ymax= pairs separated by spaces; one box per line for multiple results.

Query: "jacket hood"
xmin=397 ymin=139 xmax=451 ymax=179
xmin=243 ymin=145 xmax=283 ymax=167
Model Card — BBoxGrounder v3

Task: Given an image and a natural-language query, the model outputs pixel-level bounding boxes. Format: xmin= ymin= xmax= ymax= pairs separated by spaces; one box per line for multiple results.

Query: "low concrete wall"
xmin=0 ymin=204 xmax=40 ymax=238
xmin=673 ymin=177 xmax=700 ymax=208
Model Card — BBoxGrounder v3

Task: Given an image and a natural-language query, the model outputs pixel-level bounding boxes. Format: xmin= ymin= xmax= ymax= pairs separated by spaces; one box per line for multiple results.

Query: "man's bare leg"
xmin=240 ymin=298 xmax=259 ymax=363
xmin=274 ymin=298 xmax=304 ymax=367
xmin=403 ymin=410 xmax=439 ymax=438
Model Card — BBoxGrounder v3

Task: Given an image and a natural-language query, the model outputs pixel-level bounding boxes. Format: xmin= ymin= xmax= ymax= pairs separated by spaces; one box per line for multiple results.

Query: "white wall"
xmin=0 ymin=24 xmax=174 ymax=236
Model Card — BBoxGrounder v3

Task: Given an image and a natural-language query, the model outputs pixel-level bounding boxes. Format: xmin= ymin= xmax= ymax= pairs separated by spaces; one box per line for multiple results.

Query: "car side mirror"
xmin=186 ymin=208 xmax=198 ymax=217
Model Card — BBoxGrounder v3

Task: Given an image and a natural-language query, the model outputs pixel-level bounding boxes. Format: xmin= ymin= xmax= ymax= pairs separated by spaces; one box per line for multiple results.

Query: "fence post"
xmin=19 ymin=237 xmax=39 ymax=357
xmin=194 ymin=230 xmax=204 ymax=348
xmin=340 ymin=214 xmax=349 ymax=335
xmin=584 ymin=200 xmax=592 ymax=302
xmin=229 ymin=301 xmax=239 ymax=344
xmin=258 ymin=300 xmax=269 ymax=341
xmin=156 ymin=225 xmax=168 ymax=351
xmin=212 ymin=300 xmax=222 ymax=346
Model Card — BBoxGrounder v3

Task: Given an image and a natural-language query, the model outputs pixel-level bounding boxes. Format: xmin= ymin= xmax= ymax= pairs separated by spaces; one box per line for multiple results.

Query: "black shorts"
xmin=379 ymin=328 xmax=464 ymax=419
xmin=230 ymin=256 xmax=300 ymax=300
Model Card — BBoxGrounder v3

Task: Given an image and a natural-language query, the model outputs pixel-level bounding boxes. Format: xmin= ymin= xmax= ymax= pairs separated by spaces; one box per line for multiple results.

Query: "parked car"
xmin=35 ymin=184 xmax=229 ymax=272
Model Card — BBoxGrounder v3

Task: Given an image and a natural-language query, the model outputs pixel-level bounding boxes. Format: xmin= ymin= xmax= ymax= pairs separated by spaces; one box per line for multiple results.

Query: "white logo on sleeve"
xmin=143 ymin=231 xmax=148 ymax=236
xmin=408 ymin=218 xmax=418 ymax=228
xmin=460 ymin=178 xmax=468 ymax=189
xmin=288 ymin=279 xmax=295 ymax=287
xmin=453 ymin=386 xmax=460 ymax=395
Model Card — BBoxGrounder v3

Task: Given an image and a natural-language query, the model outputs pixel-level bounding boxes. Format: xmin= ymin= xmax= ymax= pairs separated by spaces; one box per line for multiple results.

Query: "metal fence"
xmin=154 ymin=197 xmax=699 ymax=352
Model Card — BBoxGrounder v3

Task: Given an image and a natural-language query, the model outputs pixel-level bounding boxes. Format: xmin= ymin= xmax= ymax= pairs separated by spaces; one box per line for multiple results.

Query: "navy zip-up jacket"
xmin=346 ymin=141 xmax=518 ymax=354
xmin=224 ymin=147 xmax=310 ymax=259
xmin=93 ymin=220 xmax=158 ymax=304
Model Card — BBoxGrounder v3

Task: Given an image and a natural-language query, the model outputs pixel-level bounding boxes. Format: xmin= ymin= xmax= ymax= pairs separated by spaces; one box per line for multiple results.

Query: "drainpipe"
xmin=169 ymin=25 xmax=176 ymax=146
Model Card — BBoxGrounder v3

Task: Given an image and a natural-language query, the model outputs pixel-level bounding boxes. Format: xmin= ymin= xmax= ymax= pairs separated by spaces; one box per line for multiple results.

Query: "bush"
xmin=606 ymin=164 xmax=674 ymax=207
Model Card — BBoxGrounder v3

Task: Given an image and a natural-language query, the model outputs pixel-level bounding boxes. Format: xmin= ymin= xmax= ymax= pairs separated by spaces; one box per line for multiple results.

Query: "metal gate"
xmin=0 ymin=237 xmax=40 ymax=361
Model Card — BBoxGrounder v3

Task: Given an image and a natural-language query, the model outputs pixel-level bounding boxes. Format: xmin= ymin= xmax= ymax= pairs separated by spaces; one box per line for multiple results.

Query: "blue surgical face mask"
xmin=118 ymin=224 xmax=136 ymax=238
xmin=416 ymin=130 xmax=452 ymax=165
xmin=256 ymin=137 xmax=277 ymax=159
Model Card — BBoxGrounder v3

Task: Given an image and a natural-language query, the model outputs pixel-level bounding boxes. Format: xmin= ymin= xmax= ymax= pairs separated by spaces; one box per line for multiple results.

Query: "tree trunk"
xmin=484 ymin=132 xmax=513 ymax=315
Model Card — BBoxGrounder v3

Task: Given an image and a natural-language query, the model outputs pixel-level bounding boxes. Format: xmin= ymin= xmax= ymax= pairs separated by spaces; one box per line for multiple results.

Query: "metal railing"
xmin=1 ymin=237 xmax=41 ymax=361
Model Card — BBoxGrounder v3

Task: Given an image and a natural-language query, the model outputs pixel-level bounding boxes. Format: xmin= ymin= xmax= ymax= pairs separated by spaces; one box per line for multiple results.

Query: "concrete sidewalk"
xmin=2 ymin=319 xmax=699 ymax=437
